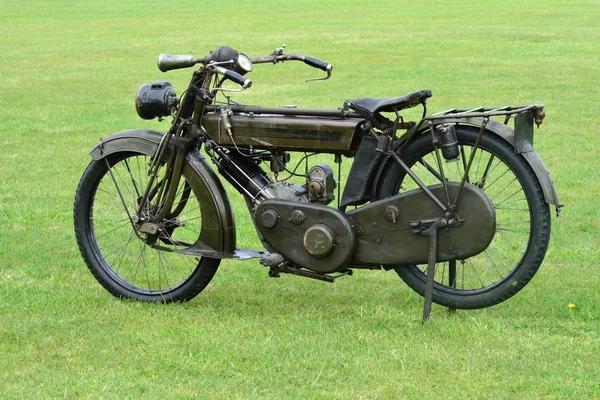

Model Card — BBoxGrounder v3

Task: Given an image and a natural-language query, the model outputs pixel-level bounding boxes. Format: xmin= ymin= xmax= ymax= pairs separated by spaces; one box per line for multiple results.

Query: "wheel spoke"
xmin=490 ymin=177 xmax=518 ymax=203
xmin=483 ymin=249 xmax=505 ymax=282
xmin=123 ymin=158 xmax=142 ymax=199
xmin=94 ymin=221 xmax=132 ymax=241
xmin=417 ymin=158 xmax=444 ymax=183
xmin=480 ymin=167 xmax=511 ymax=191
xmin=468 ymin=259 xmax=486 ymax=288
xmin=476 ymin=154 xmax=495 ymax=189
xmin=81 ymin=153 xmax=213 ymax=297
xmin=100 ymin=229 xmax=137 ymax=263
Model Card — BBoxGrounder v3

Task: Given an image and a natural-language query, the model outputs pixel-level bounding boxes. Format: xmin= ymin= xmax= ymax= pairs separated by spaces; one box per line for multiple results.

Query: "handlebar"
xmin=249 ymin=54 xmax=332 ymax=71
xmin=158 ymin=54 xmax=251 ymax=88
xmin=157 ymin=49 xmax=333 ymax=84
xmin=303 ymin=56 xmax=331 ymax=72
xmin=249 ymin=53 xmax=332 ymax=82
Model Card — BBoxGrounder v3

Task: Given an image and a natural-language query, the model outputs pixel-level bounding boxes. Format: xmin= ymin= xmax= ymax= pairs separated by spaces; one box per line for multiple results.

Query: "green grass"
xmin=1 ymin=0 xmax=599 ymax=398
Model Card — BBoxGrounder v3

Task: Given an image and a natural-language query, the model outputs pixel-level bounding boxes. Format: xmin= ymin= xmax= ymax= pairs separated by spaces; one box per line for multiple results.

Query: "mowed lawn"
xmin=1 ymin=0 xmax=599 ymax=398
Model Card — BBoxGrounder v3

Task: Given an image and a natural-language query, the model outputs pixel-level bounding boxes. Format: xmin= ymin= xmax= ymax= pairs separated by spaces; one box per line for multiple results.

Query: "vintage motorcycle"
xmin=73 ymin=45 xmax=561 ymax=319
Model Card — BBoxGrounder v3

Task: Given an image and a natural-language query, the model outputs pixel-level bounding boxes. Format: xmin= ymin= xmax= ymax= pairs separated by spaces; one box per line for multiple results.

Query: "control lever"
xmin=273 ymin=44 xmax=286 ymax=56
xmin=306 ymin=64 xmax=333 ymax=82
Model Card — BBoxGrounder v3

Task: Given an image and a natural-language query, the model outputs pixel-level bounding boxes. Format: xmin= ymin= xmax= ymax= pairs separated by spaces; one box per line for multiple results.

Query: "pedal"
xmin=260 ymin=253 xmax=285 ymax=267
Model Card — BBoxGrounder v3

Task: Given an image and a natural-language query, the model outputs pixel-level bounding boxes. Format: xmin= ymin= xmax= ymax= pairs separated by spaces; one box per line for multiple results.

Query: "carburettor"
xmin=307 ymin=164 xmax=336 ymax=204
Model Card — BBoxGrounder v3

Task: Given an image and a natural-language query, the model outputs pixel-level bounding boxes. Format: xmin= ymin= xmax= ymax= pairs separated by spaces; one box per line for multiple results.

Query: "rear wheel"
xmin=74 ymin=152 xmax=220 ymax=302
xmin=377 ymin=126 xmax=550 ymax=309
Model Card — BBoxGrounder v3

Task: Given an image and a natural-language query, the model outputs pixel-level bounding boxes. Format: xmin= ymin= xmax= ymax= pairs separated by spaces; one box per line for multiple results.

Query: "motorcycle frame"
xmin=89 ymin=65 xmax=562 ymax=263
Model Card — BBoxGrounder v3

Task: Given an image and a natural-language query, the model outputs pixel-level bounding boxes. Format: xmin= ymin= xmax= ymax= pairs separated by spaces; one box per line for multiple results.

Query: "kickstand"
xmin=447 ymin=260 xmax=457 ymax=314
xmin=421 ymin=220 xmax=442 ymax=323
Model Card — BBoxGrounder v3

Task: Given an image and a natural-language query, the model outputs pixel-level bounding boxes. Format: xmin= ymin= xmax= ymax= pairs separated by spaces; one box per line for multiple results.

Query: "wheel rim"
xmin=394 ymin=138 xmax=533 ymax=295
xmin=88 ymin=154 xmax=203 ymax=296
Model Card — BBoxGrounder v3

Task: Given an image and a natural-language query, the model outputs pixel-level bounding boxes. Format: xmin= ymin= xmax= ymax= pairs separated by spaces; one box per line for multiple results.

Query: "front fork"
xmin=134 ymin=70 xmax=210 ymax=233
xmin=133 ymin=133 xmax=198 ymax=241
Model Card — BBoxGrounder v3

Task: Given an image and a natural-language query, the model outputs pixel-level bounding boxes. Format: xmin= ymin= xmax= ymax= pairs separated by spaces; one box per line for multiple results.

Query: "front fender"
xmin=89 ymin=129 xmax=236 ymax=255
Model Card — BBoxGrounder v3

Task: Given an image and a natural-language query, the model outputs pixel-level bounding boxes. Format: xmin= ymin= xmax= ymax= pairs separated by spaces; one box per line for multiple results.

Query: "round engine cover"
xmin=303 ymin=224 xmax=335 ymax=256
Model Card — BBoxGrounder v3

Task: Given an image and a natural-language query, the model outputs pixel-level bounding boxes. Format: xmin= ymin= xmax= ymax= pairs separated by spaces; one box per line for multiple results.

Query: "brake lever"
xmin=206 ymin=60 xmax=236 ymax=69
xmin=306 ymin=65 xmax=333 ymax=83
xmin=212 ymin=87 xmax=248 ymax=94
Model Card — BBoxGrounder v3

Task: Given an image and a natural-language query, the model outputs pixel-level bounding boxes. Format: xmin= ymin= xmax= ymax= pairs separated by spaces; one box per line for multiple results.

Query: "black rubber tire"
xmin=74 ymin=152 xmax=220 ymax=302
xmin=377 ymin=125 xmax=551 ymax=309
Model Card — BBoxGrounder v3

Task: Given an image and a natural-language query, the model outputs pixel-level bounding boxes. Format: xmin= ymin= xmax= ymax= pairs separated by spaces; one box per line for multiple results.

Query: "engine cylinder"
xmin=217 ymin=150 xmax=271 ymax=198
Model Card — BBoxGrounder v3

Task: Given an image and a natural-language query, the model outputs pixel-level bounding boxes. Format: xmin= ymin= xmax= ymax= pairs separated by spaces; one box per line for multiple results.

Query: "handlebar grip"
xmin=157 ymin=54 xmax=198 ymax=72
xmin=223 ymin=69 xmax=252 ymax=89
xmin=304 ymin=56 xmax=332 ymax=72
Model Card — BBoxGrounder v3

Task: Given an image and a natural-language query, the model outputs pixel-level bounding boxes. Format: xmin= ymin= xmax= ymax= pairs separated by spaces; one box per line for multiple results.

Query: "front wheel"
xmin=74 ymin=151 xmax=220 ymax=302
xmin=377 ymin=125 xmax=551 ymax=309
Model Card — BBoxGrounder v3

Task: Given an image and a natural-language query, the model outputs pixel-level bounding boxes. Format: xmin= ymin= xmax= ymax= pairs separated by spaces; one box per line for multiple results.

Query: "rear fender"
xmin=89 ymin=129 xmax=236 ymax=254
xmin=411 ymin=117 xmax=561 ymax=208
xmin=341 ymin=119 xmax=561 ymax=209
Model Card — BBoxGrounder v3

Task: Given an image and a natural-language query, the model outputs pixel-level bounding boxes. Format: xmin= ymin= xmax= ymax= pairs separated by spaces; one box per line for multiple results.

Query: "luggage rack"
xmin=424 ymin=104 xmax=545 ymax=127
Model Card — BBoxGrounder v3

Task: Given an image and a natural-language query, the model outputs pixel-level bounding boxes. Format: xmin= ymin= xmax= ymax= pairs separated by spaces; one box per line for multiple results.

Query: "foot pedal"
xmin=260 ymin=253 xmax=284 ymax=267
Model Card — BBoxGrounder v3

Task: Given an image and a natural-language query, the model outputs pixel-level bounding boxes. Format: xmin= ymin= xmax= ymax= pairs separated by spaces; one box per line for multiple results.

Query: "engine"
xmin=215 ymin=149 xmax=354 ymax=273
xmin=216 ymin=148 xmax=338 ymax=204
xmin=260 ymin=163 xmax=336 ymax=204
xmin=266 ymin=181 xmax=308 ymax=202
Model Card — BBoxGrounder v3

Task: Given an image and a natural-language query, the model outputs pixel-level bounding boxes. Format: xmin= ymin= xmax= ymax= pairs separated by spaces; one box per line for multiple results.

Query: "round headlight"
xmin=135 ymin=81 xmax=178 ymax=120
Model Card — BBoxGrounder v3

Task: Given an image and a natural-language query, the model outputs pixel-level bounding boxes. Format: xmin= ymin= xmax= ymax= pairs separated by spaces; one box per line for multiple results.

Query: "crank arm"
xmin=267 ymin=264 xmax=336 ymax=283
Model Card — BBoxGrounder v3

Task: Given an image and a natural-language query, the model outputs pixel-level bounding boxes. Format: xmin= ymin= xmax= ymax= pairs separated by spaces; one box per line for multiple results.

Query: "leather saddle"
xmin=350 ymin=89 xmax=432 ymax=116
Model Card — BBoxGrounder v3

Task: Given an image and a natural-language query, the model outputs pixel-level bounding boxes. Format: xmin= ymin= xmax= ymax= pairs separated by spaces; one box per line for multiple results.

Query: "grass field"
xmin=1 ymin=0 xmax=599 ymax=398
